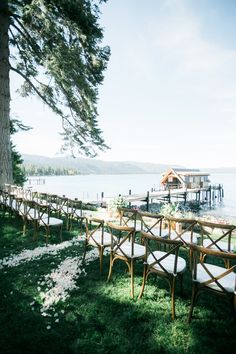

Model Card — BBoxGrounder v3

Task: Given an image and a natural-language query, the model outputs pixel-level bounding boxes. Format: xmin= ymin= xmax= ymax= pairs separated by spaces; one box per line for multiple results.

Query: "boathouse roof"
xmin=160 ymin=168 xmax=210 ymax=186
xmin=170 ymin=168 xmax=210 ymax=176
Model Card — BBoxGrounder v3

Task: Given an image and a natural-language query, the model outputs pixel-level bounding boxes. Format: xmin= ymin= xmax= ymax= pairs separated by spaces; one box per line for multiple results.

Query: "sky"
xmin=11 ymin=0 xmax=236 ymax=168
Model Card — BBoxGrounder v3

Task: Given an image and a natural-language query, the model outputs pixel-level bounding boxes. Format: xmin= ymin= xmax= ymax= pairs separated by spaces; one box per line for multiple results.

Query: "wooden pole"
xmin=129 ymin=189 xmax=131 ymax=208
xmin=146 ymin=191 xmax=150 ymax=211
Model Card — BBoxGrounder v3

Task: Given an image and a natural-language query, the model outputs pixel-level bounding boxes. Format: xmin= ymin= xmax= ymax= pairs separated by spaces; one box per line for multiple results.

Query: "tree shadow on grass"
xmin=0 ymin=238 xmax=235 ymax=354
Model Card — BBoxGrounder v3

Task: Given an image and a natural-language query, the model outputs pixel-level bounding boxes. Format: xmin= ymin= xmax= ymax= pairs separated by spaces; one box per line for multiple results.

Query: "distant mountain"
xmin=22 ymin=154 xmax=236 ymax=175
xmin=203 ymin=167 xmax=236 ymax=173
xmin=22 ymin=154 xmax=183 ymax=175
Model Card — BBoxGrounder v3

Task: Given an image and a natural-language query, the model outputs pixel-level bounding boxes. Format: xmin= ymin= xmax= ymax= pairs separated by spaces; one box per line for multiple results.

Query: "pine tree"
xmin=0 ymin=0 xmax=110 ymax=187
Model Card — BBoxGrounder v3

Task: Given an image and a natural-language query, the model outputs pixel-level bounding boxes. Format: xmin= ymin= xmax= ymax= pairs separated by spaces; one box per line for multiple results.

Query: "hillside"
xmin=22 ymin=154 xmax=182 ymax=175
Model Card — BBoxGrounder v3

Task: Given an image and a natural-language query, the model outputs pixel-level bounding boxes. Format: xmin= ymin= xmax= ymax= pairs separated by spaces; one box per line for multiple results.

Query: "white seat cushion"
xmin=203 ymin=239 xmax=232 ymax=252
xmin=88 ymin=231 xmax=113 ymax=247
xmin=147 ymin=251 xmax=186 ymax=274
xmin=39 ymin=217 xmax=63 ymax=226
xmin=169 ymin=231 xmax=199 ymax=244
xmin=196 ymin=263 xmax=235 ymax=293
xmin=115 ymin=241 xmax=145 ymax=258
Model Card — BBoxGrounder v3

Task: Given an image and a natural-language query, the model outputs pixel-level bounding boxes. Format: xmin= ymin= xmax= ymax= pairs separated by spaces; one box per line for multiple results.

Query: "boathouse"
xmin=160 ymin=168 xmax=210 ymax=190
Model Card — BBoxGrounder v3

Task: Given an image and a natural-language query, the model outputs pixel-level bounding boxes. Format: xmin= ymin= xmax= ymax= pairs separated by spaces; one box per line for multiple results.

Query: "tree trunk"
xmin=0 ymin=0 xmax=13 ymax=188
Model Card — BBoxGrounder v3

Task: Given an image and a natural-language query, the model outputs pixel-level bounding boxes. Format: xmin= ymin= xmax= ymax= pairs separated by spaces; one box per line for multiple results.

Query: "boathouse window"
xmin=168 ymin=177 xmax=173 ymax=182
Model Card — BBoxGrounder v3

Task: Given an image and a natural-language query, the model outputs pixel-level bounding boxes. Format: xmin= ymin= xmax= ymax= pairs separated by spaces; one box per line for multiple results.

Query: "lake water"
xmin=25 ymin=173 xmax=236 ymax=219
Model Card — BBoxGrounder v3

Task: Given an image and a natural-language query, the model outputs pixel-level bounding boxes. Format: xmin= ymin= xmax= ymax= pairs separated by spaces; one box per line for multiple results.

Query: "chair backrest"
xmin=31 ymin=191 xmax=39 ymax=201
xmin=57 ymin=196 xmax=69 ymax=215
xmin=107 ymin=222 xmax=135 ymax=258
xmin=189 ymin=243 xmax=236 ymax=294
xmin=36 ymin=201 xmax=51 ymax=225
xmin=15 ymin=196 xmax=25 ymax=216
xmin=197 ymin=220 xmax=236 ymax=252
xmin=47 ymin=194 xmax=60 ymax=214
xmin=117 ymin=207 xmax=138 ymax=228
xmin=140 ymin=231 xmax=183 ymax=276
xmin=37 ymin=192 xmax=49 ymax=205
xmin=138 ymin=211 xmax=164 ymax=237
xmin=164 ymin=216 xmax=198 ymax=245
xmin=23 ymin=199 xmax=39 ymax=221
xmin=85 ymin=217 xmax=105 ymax=246
xmin=22 ymin=187 xmax=32 ymax=201
xmin=70 ymin=199 xmax=83 ymax=218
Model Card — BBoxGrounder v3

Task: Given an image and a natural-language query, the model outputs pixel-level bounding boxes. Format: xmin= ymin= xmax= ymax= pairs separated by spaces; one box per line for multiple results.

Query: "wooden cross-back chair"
xmin=22 ymin=187 xmax=32 ymax=201
xmin=107 ymin=222 xmax=145 ymax=298
xmin=22 ymin=199 xmax=41 ymax=239
xmin=57 ymin=195 xmax=69 ymax=217
xmin=138 ymin=211 xmax=164 ymax=238
xmin=164 ymin=216 xmax=199 ymax=268
xmin=56 ymin=196 xmax=73 ymax=230
xmin=37 ymin=192 xmax=49 ymax=205
xmin=0 ymin=189 xmax=6 ymax=212
xmin=36 ymin=201 xmax=63 ymax=245
xmin=117 ymin=207 xmax=142 ymax=232
xmin=197 ymin=219 xmax=236 ymax=253
xmin=69 ymin=199 xmax=85 ymax=231
xmin=188 ymin=244 xmax=236 ymax=322
xmin=139 ymin=231 xmax=186 ymax=319
xmin=14 ymin=196 xmax=25 ymax=219
xmin=83 ymin=217 xmax=112 ymax=274
xmin=47 ymin=194 xmax=60 ymax=216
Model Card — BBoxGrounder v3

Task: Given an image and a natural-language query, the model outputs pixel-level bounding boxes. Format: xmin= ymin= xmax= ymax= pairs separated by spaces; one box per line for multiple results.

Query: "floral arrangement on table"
xmin=160 ymin=203 xmax=182 ymax=218
xmin=107 ymin=196 xmax=129 ymax=217
xmin=159 ymin=203 xmax=196 ymax=231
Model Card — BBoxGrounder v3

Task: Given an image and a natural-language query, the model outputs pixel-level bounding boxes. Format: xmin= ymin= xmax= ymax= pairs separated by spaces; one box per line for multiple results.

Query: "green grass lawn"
xmin=0 ymin=212 xmax=235 ymax=354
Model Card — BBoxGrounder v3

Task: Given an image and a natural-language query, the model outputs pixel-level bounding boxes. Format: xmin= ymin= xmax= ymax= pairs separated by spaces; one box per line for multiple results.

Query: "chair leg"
xmin=171 ymin=277 xmax=176 ymax=320
xmin=23 ymin=218 xmax=27 ymax=235
xmin=189 ymin=249 xmax=193 ymax=270
xmin=82 ymin=240 xmax=88 ymax=264
xmin=138 ymin=264 xmax=147 ymax=300
xmin=99 ymin=247 xmax=104 ymax=274
xmin=59 ymin=225 xmax=63 ymax=242
xmin=33 ymin=220 xmax=37 ymax=240
xmin=45 ymin=227 xmax=49 ymax=246
xmin=179 ymin=273 xmax=184 ymax=297
xmin=66 ymin=216 xmax=70 ymax=231
xmin=130 ymin=259 xmax=134 ymax=299
xmin=107 ymin=253 xmax=114 ymax=282
xmin=188 ymin=283 xmax=197 ymax=323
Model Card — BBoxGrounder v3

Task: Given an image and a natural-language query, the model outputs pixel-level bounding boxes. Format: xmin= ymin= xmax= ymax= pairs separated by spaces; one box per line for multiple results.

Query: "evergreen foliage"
xmin=23 ymin=164 xmax=79 ymax=176
xmin=0 ymin=0 xmax=110 ymax=185
xmin=10 ymin=119 xmax=31 ymax=185
xmin=9 ymin=0 xmax=110 ymax=156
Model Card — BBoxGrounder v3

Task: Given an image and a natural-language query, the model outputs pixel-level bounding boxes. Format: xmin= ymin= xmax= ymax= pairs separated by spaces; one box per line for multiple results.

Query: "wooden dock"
xmin=27 ymin=178 xmax=46 ymax=186
xmin=102 ymin=184 xmax=224 ymax=211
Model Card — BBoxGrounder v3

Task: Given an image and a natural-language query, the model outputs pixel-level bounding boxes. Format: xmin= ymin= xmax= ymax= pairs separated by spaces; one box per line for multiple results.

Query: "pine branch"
xmin=10 ymin=65 xmax=61 ymax=115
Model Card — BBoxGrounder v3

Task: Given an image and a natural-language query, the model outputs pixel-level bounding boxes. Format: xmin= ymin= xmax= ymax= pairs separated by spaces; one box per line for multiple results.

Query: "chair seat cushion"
xmin=147 ymin=251 xmax=186 ymax=274
xmin=203 ymin=239 xmax=233 ymax=252
xmin=196 ymin=263 xmax=235 ymax=293
xmin=169 ymin=231 xmax=199 ymax=244
xmin=39 ymin=217 xmax=63 ymax=226
xmin=115 ymin=241 xmax=145 ymax=258
xmin=88 ymin=231 xmax=113 ymax=247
